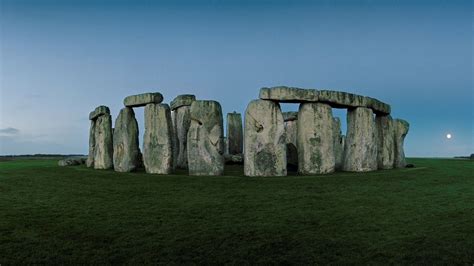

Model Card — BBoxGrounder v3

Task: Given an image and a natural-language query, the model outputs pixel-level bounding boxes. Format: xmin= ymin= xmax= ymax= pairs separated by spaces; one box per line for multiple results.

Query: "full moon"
xmin=446 ymin=133 xmax=452 ymax=139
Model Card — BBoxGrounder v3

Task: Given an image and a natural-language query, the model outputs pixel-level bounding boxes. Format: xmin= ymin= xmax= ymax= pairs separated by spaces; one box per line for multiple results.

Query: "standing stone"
xmin=171 ymin=110 xmax=178 ymax=169
xmin=143 ymin=104 xmax=174 ymax=174
xmin=343 ymin=107 xmax=378 ymax=172
xmin=187 ymin=100 xmax=225 ymax=176
xmin=94 ymin=114 xmax=114 ymax=169
xmin=333 ymin=117 xmax=344 ymax=170
xmin=393 ymin=119 xmax=409 ymax=168
xmin=86 ymin=120 xmax=96 ymax=168
xmin=244 ymin=100 xmax=286 ymax=177
xmin=297 ymin=103 xmax=335 ymax=174
xmin=226 ymin=112 xmax=243 ymax=155
xmin=113 ymin=107 xmax=140 ymax=172
xmin=283 ymin=112 xmax=298 ymax=169
xmin=375 ymin=115 xmax=395 ymax=169
xmin=171 ymin=95 xmax=196 ymax=169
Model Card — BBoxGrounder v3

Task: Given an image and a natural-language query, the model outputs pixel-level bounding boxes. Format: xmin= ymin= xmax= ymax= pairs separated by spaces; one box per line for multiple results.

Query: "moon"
xmin=446 ymin=133 xmax=452 ymax=139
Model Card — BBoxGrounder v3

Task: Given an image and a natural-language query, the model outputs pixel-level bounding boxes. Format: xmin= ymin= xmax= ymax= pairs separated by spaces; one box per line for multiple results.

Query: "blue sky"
xmin=0 ymin=0 xmax=472 ymax=157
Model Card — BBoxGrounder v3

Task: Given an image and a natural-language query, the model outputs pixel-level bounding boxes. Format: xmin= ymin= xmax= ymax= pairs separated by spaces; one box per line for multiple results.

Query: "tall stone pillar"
xmin=187 ymin=100 xmax=225 ymax=176
xmin=333 ymin=117 xmax=344 ymax=171
xmin=375 ymin=115 xmax=395 ymax=169
xmin=283 ymin=112 xmax=298 ymax=170
xmin=86 ymin=120 xmax=96 ymax=168
xmin=171 ymin=110 xmax=178 ymax=169
xmin=143 ymin=103 xmax=174 ymax=174
xmin=113 ymin=107 xmax=140 ymax=172
xmin=94 ymin=113 xmax=114 ymax=170
xmin=393 ymin=119 xmax=409 ymax=168
xmin=226 ymin=112 xmax=243 ymax=155
xmin=297 ymin=103 xmax=335 ymax=174
xmin=170 ymin=95 xmax=196 ymax=169
xmin=244 ymin=100 xmax=286 ymax=176
xmin=343 ymin=107 xmax=378 ymax=172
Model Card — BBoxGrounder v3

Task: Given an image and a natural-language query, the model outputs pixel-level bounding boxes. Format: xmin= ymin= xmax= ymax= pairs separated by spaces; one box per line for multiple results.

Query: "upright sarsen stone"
xmin=333 ymin=117 xmax=344 ymax=170
xmin=171 ymin=110 xmax=178 ymax=169
xmin=283 ymin=112 xmax=298 ymax=169
xmin=226 ymin=112 xmax=243 ymax=155
xmin=86 ymin=120 xmax=96 ymax=168
xmin=297 ymin=103 xmax=335 ymax=174
xmin=375 ymin=115 xmax=395 ymax=169
xmin=94 ymin=114 xmax=114 ymax=169
xmin=393 ymin=119 xmax=409 ymax=168
xmin=171 ymin=95 xmax=195 ymax=169
xmin=113 ymin=107 xmax=140 ymax=172
xmin=143 ymin=104 xmax=174 ymax=174
xmin=244 ymin=100 xmax=286 ymax=176
xmin=343 ymin=107 xmax=378 ymax=172
xmin=187 ymin=100 xmax=225 ymax=176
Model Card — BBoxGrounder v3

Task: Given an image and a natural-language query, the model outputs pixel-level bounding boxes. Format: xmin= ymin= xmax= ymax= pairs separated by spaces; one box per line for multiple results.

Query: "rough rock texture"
xmin=123 ymin=92 xmax=163 ymax=107
xmin=143 ymin=104 xmax=174 ymax=174
xmin=297 ymin=103 xmax=335 ymax=174
xmin=283 ymin=112 xmax=298 ymax=169
xmin=244 ymin=100 xmax=287 ymax=176
xmin=113 ymin=107 xmax=140 ymax=172
xmin=58 ymin=157 xmax=86 ymax=166
xmin=171 ymin=110 xmax=178 ymax=169
xmin=343 ymin=107 xmax=378 ymax=172
xmin=224 ymin=153 xmax=243 ymax=164
xmin=170 ymin=94 xmax=196 ymax=110
xmin=259 ymin=87 xmax=391 ymax=115
xmin=260 ymin=86 xmax=319 ymax=103
xmin=393 ymin=119 xmax=409 ymax=168
xmin=86 ymin=120 xmax=96 ymax=167
xmin=89 ymin=105 xmax=110 ymax=120
xmin=333 ymin=117 xmax=344 ymax=170
xmin=93 ymin=114 xmax=114 ymax=169
xmin=174 ymin=105 xmax=193 ymax=169
xmin=187 ymin=101 xmax=225 ymax=176
xmin=375 ymin=115 xmax=395 ymax=169
xmin=226 ymin=112 xmax=243 ymax=155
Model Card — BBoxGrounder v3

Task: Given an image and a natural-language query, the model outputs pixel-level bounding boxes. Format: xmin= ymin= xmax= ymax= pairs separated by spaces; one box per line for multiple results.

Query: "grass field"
xmin=0 ymin=158 xmax=473 ymax=264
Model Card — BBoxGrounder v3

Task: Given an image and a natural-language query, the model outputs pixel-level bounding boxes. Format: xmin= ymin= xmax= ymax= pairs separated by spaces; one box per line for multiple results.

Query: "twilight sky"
xmin=0 ymin=0 xmax=472 ymax=157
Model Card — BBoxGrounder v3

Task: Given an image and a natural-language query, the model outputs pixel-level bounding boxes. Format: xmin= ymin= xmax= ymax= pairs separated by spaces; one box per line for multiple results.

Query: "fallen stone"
xmin=123 ymin=92 xmax=163 ymax=107
xmin=224 ymin=153 xmax=243 ymax=164
xmin=143 ymin=103 xmax=174 ymax=174
xmin=93 ymin=113 xmax=114 ymax=169
xmin=187 ymin=100 xmax=225 ymax=176
xmin=259 ymin=86 xmax=319 ymax=103
xmin=283 ymin=112 xmax=298 ymax=169
xmin=86 ymin=120 xmax=96 ymax=168
xmin=333 ymin=117 xmax=344 ymax=170
xmin=393 ymin=119 xmax=409 ymax=168
xmin=113 ymin=107 xmax=140 ymax=172
xmin=244 ymin=99 xmax=286 ymax=176
xmin=58 ymin=157 xmax=86 ymax=166
xmin=375 ymin=115 xmax=395 ymax=169
xmin=343 ymin=107 xmax=378 ymax=172
xmin=89 ymin=105 xmax=110 ymax=120
xmin=226 ymin=112 xmax=243 ymax=155
xmin=298 ymin=103 xmax=335 ymax=174
xmin=170 ymin=94 xmax=196 ymax=110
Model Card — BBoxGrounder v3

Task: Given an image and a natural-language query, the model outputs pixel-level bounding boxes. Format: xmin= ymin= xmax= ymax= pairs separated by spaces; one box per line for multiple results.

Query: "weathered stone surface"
xmin=187 ymin=100 xmax=225 ymax=176
xmin=170 ymin=94 xmax=196 ymax=110
xmin=283 ymin=112 xmax=298 ymax=169
xmin=143 ymin=104 xmax=174 ymax=174
xmin=259 ymin=87 xmax=391 ymax=114
xmin=171 ymin=110 xmax=178 ymax=169
xmin=113 ymin=107 xmax=140 ymax=172
xmin=343 ymin=107 xmax=378 ymax=172
xmin=375 ymin=115 xmax=395 ymax=169
xmin=89 ymin=105 xmax=110 ymax=120
xmin=333 ymin=117 xmax=344 ymax=170
xmin=94 ymin=114 xmax=114 ymax=169
xmin=283 ymin=111 xmax=298 ymax=122
xmin=244 ymin=100 xmax=286 ymax=176
xmin=174 ymin=105 xmax=193 ymax=169
xmin=226 ymin=112 xmax=243 ymax=155
xmin=224 ymin=153 xmax=243 ymax=164
xmin=260 ymin=86 xmax=319 ymax=103
xmin=58 ymin=157 xmax=86 ymax=166
xmin=123 ymin=92 xmax=163 ymax=107
xmin=297 ymin=103 xmax=335 ymax=174
xmin=86 ymin=120 xmax=96 ymax=167
xmin=393 ymin=119 xmax=409 ymax=168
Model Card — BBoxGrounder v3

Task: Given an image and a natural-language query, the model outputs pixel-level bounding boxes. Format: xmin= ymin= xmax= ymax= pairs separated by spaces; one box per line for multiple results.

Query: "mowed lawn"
xmin=0 ymin=158 xmax=472 ymax=264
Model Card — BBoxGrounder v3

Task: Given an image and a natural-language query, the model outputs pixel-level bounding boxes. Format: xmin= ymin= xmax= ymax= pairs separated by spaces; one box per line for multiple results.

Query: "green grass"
xmin=0 ymin=158 xmax=473 ymax=264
